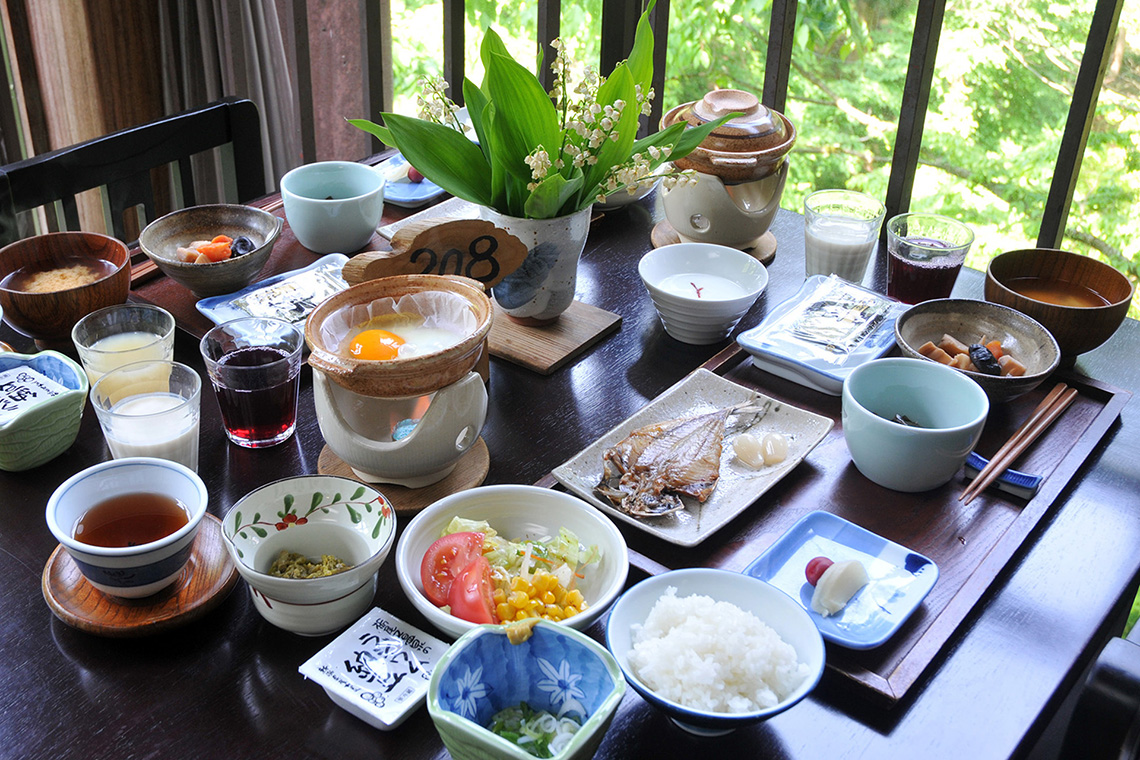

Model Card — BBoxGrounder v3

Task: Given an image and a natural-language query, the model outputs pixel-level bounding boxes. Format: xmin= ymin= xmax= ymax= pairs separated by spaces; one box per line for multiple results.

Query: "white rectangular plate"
xmin=552 ymin=368 xmax=834 ymax=547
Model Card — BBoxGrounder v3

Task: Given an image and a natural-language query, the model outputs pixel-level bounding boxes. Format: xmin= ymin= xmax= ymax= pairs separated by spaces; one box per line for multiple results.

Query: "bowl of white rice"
xmin=604 ymin=567 xmax=825 ymax=736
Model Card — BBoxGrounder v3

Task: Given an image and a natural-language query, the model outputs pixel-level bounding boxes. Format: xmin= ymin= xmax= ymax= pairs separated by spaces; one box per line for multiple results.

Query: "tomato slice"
xmin=420 ymin=531 xmax=485 ymax=606
xmin=447 ymin=556 xmax=498 ymax=625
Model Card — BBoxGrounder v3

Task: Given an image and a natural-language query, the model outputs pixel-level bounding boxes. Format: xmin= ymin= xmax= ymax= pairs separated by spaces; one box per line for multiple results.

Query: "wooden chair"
xmin=0 ymin=97 xmax=265 ymax=248
xmin=1058 ymin=621 xmax=1140 ymax=759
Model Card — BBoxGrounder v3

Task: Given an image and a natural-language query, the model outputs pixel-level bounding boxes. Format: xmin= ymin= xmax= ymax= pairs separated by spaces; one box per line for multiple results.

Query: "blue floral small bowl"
xmin=428 ymin=621 xmax=626 ymax=760
xmin=0 ymin=350 xmax=88 ymax=471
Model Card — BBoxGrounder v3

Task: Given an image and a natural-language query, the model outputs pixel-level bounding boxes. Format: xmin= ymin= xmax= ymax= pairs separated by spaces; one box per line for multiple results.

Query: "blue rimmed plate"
xmin=378 ymin=154 xmax=447 ymax=209
xmin=743 ymin=511 xmax=938 ymax=649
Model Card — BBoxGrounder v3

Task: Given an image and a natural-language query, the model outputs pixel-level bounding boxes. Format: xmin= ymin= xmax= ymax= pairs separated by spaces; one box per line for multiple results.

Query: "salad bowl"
xmin=395 ymin=485 xmax=629 ymax=639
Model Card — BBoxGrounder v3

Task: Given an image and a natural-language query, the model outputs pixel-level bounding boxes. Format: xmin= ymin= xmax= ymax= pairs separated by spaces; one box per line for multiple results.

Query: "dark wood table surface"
xmin=2 ymin=189 xmax=1137 ymax=760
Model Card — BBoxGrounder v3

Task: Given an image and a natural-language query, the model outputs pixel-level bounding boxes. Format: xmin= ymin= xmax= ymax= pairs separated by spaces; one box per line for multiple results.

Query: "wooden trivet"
xmin=488 ymin=300 xmax=621 ymax=374
xmin=42 ymin=514 xmax=238 ymax=638
xmin=650 ymin=220 xmax=777 ymax=265
xmin=317 ymin=437 xmax=489 ymax=513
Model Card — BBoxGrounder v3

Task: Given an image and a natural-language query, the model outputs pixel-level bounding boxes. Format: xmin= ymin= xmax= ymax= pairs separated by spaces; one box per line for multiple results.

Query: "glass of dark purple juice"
xmin=885 ymin=213 xmax=975 ymax=304
xmin=199 ymin=317 xmax=304 ymax=448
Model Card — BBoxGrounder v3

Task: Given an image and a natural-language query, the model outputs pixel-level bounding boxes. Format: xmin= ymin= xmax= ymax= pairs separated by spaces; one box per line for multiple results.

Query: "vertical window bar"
xmin=600 ymin=0 xmax=638 ymax=75
xmin=361 ymin=0 xmax=392 ymax=151
xmin=883 ymin=0 xmax=946 ymax=227
xmin=285 ymin=0 xmax=317 ymax=164
xmin=537 ymin=0 xmax=560 ymax=93
xmin=1037 ymin=0 xmax=1124 ymax=250
xmin=443 ymin=0 xmax=466 ymax=105
xmin=762 ymin=0 xmax=797 ymax=113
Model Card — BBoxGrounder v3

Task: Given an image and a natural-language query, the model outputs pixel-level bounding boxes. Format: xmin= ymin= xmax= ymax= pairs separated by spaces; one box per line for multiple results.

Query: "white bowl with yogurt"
xmin=639 ymin=242 xmax=768 ymax=344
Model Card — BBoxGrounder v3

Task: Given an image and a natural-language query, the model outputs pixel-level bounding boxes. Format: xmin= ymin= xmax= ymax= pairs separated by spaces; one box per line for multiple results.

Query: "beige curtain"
xmin=157 ymin=0 xmax=301 ymax=197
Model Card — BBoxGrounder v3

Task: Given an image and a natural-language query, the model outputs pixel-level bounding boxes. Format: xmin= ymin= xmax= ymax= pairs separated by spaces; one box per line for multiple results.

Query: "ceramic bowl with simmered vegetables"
xmin=139 ymin=204 xmax=282 ymax=298
xmin=894 ymin=298 xmax=1060 ymax=403
xmin=395 ymin=485 xmax=628 ymax=639
xmin=221 ymin=475 xmax=397 ymax=636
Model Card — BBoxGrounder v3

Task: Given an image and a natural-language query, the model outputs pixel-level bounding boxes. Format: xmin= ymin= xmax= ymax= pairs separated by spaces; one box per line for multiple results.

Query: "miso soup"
xmin=0 ymin=256 xmax=118 ymax=293
xmin=1005 ymin=276 xmax=1111 ymax=308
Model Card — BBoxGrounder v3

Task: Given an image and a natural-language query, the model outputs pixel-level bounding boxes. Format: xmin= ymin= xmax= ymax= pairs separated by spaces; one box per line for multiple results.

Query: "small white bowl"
xmin=395 ymin=485 xmax=629 ymax=639
xmin=221 ymin=475 xmax=397 ymax=636
xmin=46 ymin=457 xmax=208 ymax=598
xmin=639 ymin=242 xmax=768 ymax=344
xmin=605 ymin=568 xmax=824 ymax=736
xmin=842 ymin=357 xmax=989 ymax=492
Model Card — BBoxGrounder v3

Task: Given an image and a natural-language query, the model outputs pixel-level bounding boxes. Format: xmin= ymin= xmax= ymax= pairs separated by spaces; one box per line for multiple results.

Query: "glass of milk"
xmin=90 ymin=360 xmax=201 ymax=471
xmin=72 ymin=304 xmax=176 ymax=384
xmin=803 ymin=190 xmax=886 ymax=282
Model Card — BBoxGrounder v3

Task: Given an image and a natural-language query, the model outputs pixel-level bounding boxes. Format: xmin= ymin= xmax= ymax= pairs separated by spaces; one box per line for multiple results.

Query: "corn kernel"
xmin=496 ymin=603 xmax=512 ymax=620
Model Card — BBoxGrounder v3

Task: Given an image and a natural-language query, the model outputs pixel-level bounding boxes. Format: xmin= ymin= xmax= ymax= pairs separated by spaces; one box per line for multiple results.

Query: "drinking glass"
xmin=71 ymin=304 xmax=175 ymax=384
xmin=199 ymin=317 xmax=304 ymax=448
xmin=90 ymin=360 xmax=201 ymax=471
xmin=886 ymin=213 xmax=975 ymax=304
xmin=803 ymin=190 xmax=885 ymax=282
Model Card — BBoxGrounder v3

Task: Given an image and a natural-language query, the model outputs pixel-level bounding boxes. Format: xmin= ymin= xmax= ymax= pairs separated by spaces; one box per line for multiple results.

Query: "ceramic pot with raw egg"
xmin=661 ymin=89 xmax=796 ymax=249
xmin=305 ymin=275 xmax=493 ymax=488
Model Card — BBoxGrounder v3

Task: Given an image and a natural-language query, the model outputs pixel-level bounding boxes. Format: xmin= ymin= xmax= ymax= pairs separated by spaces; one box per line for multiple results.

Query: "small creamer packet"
xmin=299 ymin=608 xmax=450 ymax=730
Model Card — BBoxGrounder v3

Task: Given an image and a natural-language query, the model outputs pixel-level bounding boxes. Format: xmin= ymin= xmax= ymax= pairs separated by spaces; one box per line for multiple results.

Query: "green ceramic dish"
xmin=0 ymin=351 xmax=88 ymax=471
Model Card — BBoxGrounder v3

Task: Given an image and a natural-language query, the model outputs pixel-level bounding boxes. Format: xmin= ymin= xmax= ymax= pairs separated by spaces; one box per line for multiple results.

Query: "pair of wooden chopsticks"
xmin=960 ymin=381 xmax=1079 ymax=505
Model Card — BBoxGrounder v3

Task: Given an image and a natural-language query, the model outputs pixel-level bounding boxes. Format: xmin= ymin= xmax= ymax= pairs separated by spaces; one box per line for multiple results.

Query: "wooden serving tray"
xmin=538 ymin=346 xmax=1130 ymax=707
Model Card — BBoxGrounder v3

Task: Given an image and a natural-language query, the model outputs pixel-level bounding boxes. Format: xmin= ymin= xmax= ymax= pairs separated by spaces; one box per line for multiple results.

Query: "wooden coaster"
xmin=488 ymin=300 xmax=621 ymax=374
xmin=42 ymin=514 xmax=238 ymax=638
xmin=317 ymin=437 xmax=490 ymax=513
xmin=650 ymin=220 xmax=778 ymax=265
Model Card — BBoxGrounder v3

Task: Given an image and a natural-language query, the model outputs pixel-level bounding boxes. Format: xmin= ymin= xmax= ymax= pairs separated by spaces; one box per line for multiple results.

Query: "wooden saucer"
xmin=42 ymin=514 xmax=238 ymax=637
xmin=651 ymin=220 xmax=777 ymax=265
xmin=488 ymin=300 xmax=621 ymax=375
xmin=317 ymin=436 xmax=490 ymax=513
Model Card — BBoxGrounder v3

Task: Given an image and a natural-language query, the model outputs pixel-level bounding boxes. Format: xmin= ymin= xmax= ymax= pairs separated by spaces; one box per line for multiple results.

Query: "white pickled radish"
xmin=733 ymin=433 xmax=765 ymax=469
xmin=810 ymin=559 xmax=869 ymax=617
xmin=761 ymin=432 xmax=789 ymax=465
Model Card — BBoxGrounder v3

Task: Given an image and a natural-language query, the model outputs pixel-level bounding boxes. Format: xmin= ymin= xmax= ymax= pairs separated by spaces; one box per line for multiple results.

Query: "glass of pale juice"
xmin=803 ymin=189 xmax=886 ymax=282
xmin=72 ymin=304 xmax=176 ymax=384
xmin=90 ymin=360 xmax=201 ymax=471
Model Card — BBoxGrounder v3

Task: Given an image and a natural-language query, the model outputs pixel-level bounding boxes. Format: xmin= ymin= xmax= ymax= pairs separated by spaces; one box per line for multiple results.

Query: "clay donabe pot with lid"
xmin=662 ymin=89 xmax=796 ymax=184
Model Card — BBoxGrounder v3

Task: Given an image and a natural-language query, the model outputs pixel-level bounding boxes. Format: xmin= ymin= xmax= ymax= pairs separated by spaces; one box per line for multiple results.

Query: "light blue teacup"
xmin=280 ymin=161 xmax=386 ymax=254
xmin=842 ymin=357 xmax=989 ymax=492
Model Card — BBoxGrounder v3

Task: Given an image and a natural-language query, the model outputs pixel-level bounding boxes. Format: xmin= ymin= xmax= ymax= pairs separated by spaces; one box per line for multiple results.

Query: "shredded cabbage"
xmin=440 ymin=517 xmax=600 ymax=583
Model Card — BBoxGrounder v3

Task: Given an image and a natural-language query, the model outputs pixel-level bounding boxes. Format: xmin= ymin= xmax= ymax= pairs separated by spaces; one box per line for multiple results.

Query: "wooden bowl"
xmin=985 ymin=248 xmax=1133 ymax=359
xmin=305 ymin=274 xmax=492 ymax=397
xmin=138 ymin=204 xmax=281 ymax=298
xmin=0 ymin=232 xmax=130 ymax=344
xmin=894 ymin=298 xmax=1060 ymax=403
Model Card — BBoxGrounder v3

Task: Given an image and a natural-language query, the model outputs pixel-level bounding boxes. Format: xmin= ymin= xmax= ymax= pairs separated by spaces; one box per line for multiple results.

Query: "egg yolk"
xmin=349 ymin=329 xmax=405 ymax=360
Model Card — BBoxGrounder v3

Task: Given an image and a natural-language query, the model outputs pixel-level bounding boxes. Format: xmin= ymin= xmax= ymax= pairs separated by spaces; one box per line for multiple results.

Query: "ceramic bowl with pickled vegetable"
xmin=894 ymin=298 xmax=1060 ymax=403
xmin=605 ymin=568 xmax=824 ymax=736
xmin=394 ymin=484 xmax=629 ymax=639
xmin=221 ymin=475 xmax=397 ymax=636
xmin=428 ymin=620 xmax=625 ymax=760
xmin=139 ymin=204 xmax=282 ymax=298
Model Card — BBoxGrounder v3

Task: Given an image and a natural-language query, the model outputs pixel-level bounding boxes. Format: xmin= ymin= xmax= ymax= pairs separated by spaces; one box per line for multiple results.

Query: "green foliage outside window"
xmin=388 ymin=0 xmax=1139 ymax=316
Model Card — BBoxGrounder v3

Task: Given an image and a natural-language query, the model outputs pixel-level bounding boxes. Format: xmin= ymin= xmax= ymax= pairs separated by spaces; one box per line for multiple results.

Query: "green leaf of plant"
xmin=524 ymin=172 xmax=583 ymax=218
xmin=462 ymin=77 xmax=491 ymax=155
xmin=381 ymin=113 xmax=494 ymax=206
xmin=623 ymin=0 xmax=657 ymax=90
xmin=346 ymin=118 xmax=394 ymax=147
xmin=580 ymin=64 xmax=639 ymax=195
xmin=310 ymin=492 xmax=324 ymax=509
xmin=351 ymin=486 xmax=366 ymax=501
xmin=483 ymin=50 xmax=561 ymax=182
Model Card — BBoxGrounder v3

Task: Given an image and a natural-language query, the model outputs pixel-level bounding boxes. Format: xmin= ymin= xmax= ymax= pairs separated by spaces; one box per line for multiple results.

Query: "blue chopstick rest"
xmin=963 ymin=451 xmax=1043 ymax=500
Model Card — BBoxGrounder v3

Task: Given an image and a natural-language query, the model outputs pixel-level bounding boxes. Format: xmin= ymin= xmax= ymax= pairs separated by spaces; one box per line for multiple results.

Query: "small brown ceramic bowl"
xmin=139 ymin=204 xmax=281 ymax=298
xmin=985 ymin=248 xmax=1133 ymax=360
xmin=895 ymin=298 xmax=1060 ymax=403
xmin=0 ymin=232 xmax=130 ymax=344
xmin=305 ymin=274 xmax=492 ymax=397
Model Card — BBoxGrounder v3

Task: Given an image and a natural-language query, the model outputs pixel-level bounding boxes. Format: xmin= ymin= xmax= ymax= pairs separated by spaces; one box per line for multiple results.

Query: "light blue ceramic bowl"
xmin=842 ymin=357 xmax=989 ymax=492
xmin=429 ymin=621 xmax=625 ymax=760
xmin=605 ymin=568 xmax=824 ymax=737
xmin=45 ymin=457 xmax=208 ymax=598
xmin=0 ymin=350 xmax=88 ymax=471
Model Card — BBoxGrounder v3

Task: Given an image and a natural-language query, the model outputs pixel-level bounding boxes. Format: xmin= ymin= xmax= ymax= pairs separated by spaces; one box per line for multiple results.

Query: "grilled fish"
xmin=596 ymin=399 xmax=769 ymax=517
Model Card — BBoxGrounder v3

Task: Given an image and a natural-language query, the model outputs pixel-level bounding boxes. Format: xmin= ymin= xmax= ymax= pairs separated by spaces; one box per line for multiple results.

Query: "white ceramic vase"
xmin=481 ymin=205 xmax=592 ymax=324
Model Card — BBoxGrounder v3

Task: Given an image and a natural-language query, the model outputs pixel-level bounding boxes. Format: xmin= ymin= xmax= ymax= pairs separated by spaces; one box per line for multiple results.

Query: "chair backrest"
xmin=0 ymin=97 xmax=265 ymax=247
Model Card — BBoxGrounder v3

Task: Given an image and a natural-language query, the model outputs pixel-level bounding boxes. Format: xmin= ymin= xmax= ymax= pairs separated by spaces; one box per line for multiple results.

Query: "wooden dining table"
xmin=2 ymin=173 xmax=1137 ymax=760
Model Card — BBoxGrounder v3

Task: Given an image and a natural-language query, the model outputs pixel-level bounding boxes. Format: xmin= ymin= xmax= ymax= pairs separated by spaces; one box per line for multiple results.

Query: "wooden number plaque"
xmin=343 ymin=218 xmax=529 ymax=287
